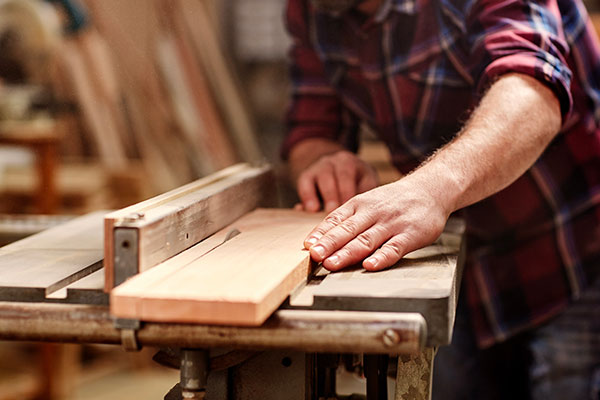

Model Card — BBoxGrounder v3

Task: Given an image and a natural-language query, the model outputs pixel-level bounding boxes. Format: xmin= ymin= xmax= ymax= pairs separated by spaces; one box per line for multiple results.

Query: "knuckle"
xmin=383 ymin=241 xmax=404 ymax=261
xmin=339 ymin=220 xmax=358 ymax=236
xmin=319 ymin=235 xmax=339 ymax=250
xmin=325 ymin=213 xmax=344 ymax=226
xmin=356 ymin=232 xmax=375 ymax=250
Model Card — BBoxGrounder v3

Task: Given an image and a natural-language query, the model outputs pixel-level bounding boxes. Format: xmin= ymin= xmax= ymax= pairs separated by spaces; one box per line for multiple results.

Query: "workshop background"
xmin=0 ymin=0 xmax=598 ymax=399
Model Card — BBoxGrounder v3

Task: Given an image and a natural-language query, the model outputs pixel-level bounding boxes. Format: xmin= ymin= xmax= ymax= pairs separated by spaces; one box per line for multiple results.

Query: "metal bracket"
xmin=113 ymin=228 xmax=140 ymax=287
xmin=114 ymin=318 xmax=142 ymax=351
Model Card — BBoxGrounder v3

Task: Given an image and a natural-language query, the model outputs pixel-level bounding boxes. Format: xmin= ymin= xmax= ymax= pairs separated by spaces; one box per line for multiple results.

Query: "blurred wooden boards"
xmin=110 ymin=209 xmax=324 ymax=325
xmin=64 ymin=0 xmax=262 ymax=193
xmin=104 ymin=164 xmax=274 ymax=290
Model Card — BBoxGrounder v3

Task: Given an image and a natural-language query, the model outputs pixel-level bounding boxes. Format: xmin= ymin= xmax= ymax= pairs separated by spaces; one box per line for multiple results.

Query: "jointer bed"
xmin=0 ymin=164 xmax=466 ymax=400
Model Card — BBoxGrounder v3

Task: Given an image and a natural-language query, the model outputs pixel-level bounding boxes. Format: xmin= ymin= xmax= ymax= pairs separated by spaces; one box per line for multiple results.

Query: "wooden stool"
xmin=0 ymin=118 xmax=61 ymax=214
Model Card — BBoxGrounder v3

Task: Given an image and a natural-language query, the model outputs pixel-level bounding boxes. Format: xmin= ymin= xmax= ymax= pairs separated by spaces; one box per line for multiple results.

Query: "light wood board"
xmin=110 ymin=209 xmax=325 ymax=326
xmin=0 ymin=212 xmax=105 ymax=302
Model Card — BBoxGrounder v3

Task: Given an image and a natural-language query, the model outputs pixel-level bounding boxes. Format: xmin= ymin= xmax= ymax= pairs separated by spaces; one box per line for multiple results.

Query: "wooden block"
xmin=104 ymin=164 xmax=274 ymax=291
xmin=110 ymin=209 xmax=324 ymax=325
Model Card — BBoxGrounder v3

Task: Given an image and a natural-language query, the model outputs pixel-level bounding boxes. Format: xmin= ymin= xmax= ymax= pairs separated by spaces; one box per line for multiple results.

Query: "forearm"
xmin=409 ymin=73 xmax=562 ymax=214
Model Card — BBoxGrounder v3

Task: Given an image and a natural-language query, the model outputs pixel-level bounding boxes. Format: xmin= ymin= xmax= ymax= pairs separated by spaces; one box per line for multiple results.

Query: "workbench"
xmin=0 ymin=165 xmax=465 ymax=400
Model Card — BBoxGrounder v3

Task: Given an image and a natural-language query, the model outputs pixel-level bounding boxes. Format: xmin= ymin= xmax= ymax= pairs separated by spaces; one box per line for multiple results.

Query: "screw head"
xmin=382 ymin=329 xmax=400 ymax=347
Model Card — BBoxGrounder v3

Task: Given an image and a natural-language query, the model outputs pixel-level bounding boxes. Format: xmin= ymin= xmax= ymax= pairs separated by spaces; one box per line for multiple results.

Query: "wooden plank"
xmin=59 ymin=38 xmax=127 ymax=169
xmin=104 ymin=164 xmax=274 ymax=291
xmin=288 ymin=218 xmax=466 ymax=346
xmin=81 ymin=0 xmax=197 ymax=190
xmin=110 ymin=209 xmax=325 ymax=325
xmin=0 ymin=212 xmax=105 ymax=302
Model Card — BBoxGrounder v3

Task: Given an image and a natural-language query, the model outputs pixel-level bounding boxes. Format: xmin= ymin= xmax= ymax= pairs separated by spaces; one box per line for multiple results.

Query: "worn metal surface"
xmin=0 ymin=303 xmax=425 ymax=354
xmin=232 ymin=351 xmax=306 ymax=400
xmin=180 ymin=349 xmax=209 ymax=399
xmin=113 ymin=228 xmax=139 ymax=287
xmin=394 ymin=348 xmax=435 ymax=400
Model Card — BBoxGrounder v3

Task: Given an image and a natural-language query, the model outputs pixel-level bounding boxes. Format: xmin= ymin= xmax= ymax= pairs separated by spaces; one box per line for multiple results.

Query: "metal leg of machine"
xmin=180 ymin=349 xmax=210 ymax=400
xmin=394 ymin=348 xmax=435 ymax=400
xmin=364 ymin=354 xmax=389 ymax=400
xmin=314 ymin=353 xmax=340 ymax=399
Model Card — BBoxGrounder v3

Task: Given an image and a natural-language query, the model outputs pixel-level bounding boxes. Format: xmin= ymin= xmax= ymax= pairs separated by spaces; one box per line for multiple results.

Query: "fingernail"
xmin=305 ymin=237 xmax=318 ymax=247
xmin=326 ymin=254 xmax=339 ymax=267
xmin=365 ymin=256 xmax=379 ymax=269
xmin=311 ymin=245 xmax=326 ymax=259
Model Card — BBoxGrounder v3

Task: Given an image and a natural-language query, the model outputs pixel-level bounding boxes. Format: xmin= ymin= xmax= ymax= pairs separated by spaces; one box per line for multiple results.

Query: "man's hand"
xmin=289 ymin=138 xmax=378 ymax=212
xmin=301 ymin=73 xmax=561 ymax=272
xmin=303 ymin=172 xmax=450 ymax=271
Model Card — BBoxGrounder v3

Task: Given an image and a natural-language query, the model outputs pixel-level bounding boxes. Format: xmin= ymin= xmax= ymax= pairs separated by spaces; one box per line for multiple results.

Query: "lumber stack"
xmin=45 ymin=0 xmax=261 ymax=194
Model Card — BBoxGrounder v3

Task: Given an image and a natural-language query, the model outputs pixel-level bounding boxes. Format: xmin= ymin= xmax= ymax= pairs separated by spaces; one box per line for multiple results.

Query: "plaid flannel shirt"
xmin=283 ymin=0 xmax=600 ymax=347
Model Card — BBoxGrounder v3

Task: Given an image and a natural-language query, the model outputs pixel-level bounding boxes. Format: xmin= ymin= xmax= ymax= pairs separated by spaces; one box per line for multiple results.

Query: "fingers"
xmin=297 ymin=172 xmax=321 ymax=212
xmin=308 ymin=214 xmax=373 ymax=263
xmin=322 ymin=226 xmax=388 ymax=271
xmin=333 ymin=157 xmax=358 ymax=204
xmin=295 ymin=151 xmax=372 ymax=212
xmin=316 ymin=170 xmax=341 ymax=212
xmin=363 ymin=232 xmax=429 ymax=271
xmin=297 ymin=162 xmax=342 ymax=213
xmin=304 ymin=206 xmax=353 ymax=249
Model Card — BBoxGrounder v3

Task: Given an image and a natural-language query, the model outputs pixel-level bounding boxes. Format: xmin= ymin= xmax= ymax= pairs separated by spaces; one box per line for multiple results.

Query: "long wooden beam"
xmin=104 ymin=163 xmax=273 ymax=291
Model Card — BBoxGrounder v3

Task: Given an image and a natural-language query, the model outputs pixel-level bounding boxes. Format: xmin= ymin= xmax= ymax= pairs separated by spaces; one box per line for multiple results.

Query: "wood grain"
xmin=104 ymin=164 xmax=273 ymax=291
xmin=110 ymin=209 xmax=324 ymax=325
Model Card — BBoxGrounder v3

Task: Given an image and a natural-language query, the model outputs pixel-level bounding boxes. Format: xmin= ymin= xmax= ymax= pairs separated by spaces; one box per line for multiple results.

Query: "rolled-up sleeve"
xmin=281 ymin=0 xmax=345 ymax=159
xmin=465 ymin=0 xmax=573 ymax=122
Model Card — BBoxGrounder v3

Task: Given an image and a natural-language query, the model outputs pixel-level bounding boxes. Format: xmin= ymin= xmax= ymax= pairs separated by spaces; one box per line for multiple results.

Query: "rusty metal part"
xmin=0 ymin=303 xmax=425 ymax=354
xmin=394 ymin=348 xmax=436 ymax=400
xmin=180 ymin=349 xmax=209 ymax=399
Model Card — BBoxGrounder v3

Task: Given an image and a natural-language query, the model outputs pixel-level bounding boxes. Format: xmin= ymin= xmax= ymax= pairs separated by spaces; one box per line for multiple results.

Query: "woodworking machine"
xmin=0 ymin=163 xmax=465 ymax=400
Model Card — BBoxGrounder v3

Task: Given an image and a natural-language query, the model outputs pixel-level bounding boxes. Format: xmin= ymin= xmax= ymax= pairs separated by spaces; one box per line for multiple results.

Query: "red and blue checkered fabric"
xmin=282 ymin=0 xmax=600 ymax=347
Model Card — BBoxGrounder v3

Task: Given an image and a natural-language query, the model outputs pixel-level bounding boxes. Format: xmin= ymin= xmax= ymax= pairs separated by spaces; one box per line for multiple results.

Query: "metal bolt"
xmin=382 ymin=329 xmax=400 ymax=347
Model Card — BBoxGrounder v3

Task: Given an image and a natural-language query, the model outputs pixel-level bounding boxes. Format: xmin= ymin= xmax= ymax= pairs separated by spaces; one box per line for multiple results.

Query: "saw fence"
xmin=0 ymin=164 xmax=466 ymax=400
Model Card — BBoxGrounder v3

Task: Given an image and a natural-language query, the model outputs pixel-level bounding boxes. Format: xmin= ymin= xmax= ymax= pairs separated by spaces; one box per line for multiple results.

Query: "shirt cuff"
xmin=478 ymin=52 xmax=573 ymax=125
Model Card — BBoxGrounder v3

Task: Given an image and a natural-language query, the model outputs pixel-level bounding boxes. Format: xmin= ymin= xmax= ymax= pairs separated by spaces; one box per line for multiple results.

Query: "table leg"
xmin=394 ymin=348 xmax=435 ymax=400
xmin=35 ymin=142 xmax=58 ymax=214
xmin=364 ymin=354 xmax=389 ymax=400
